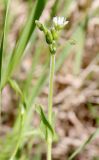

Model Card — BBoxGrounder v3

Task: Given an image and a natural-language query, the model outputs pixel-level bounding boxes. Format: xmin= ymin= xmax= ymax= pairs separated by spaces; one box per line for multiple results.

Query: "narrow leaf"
xmin=69 ymin=128 xmax=99 ymax=160
xmin=73 ymin=23 xmax=86 ymax=75
xmin=1 ymin=0 xmax=47 ymax=89
xmin=0 ymin=0 xmax=10 ymax=85
xmin=8 ymin=79 xmax=23 ymax=97
xmin=36 ymin=104 xmax=54 ymax=136
xmin=50 ymin=0 xmax=59 ymax=18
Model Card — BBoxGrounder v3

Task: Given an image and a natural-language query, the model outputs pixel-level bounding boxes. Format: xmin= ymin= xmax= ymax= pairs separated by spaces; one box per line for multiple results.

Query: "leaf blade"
xmin=1 ymin=0 xmax=47 ymax=89
xmin=69 ymin=128 xmax=99 ymax=160
xmin=36 ymin=104 xmax=54 ymax=136
xmin=0 ymin=0 xmax=11 ymax=85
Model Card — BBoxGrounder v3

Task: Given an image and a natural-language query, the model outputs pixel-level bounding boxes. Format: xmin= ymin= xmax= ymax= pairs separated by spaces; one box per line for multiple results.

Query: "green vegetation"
xmin=0 ymin=0 xmax=99 ymax=160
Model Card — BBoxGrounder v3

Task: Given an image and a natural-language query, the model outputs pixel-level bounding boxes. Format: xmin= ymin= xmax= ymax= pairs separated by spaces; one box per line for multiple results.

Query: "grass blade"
xmin=0 ymin=0 xmax=11 ymax=125
xmin=8 ymin=79 xmax=23 ymax=98
xmin=0 ymin=0 xmax=11 ymax=85
xmin=73 ymin=25 xmax=85 ymax=75
xmin=69 ymin=128 xmax=99 ymax=160
xmin=1 ymin=0 xmax=47 ymax=89
xmin=50 ymin=0 xmax=59 ymax=18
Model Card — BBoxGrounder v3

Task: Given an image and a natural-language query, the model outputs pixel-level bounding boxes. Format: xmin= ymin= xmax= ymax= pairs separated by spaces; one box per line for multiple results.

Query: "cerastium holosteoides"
xmin=35 ymin=17 xmax=68 ymax=160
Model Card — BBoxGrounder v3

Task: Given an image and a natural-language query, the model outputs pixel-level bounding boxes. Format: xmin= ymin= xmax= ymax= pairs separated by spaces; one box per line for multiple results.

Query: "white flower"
xmin=53 ymin=17 xmax=68 ymax=28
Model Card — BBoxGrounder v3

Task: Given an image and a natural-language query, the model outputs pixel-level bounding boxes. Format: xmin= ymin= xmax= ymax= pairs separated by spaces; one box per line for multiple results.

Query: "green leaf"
xmin=36 ymin=104 xmax=54 ymax=137
xmin=8 ymin=79 xmax=23 ymax=98
xmin=69 ymin=128 xmax=99 ymax=160
xmin=1 ymin=0 xmax=47 ymax=89
xmin=8 ymin=79 xmax=27 ymax=110
xmin=50 ymin=0 xmax=59 ymax=18
xmin=0 ymin=0 xmax=10 ymax=85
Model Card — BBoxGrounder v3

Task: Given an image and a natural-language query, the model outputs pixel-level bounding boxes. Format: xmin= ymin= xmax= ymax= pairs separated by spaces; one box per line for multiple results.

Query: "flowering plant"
xmin=35 ymin=17 xmax=68 ymax=160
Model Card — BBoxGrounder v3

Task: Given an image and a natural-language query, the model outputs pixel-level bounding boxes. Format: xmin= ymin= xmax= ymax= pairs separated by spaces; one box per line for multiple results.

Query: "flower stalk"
xmin=47 ymin=54 xmax=55 ymax=160
xmin=35 ymin=16 xmax=68 ymax=160
xmin=48 ymin=54 xmax=55 ymax=123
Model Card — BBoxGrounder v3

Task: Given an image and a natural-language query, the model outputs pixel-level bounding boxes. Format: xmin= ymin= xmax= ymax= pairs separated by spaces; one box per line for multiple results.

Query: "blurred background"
xmin=0 ymin=0 xmax=99 ymax=159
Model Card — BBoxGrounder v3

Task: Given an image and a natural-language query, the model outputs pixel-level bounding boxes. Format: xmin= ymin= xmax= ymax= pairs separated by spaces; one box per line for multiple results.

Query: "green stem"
xmin=47 ymin=54 xmax=55 ymax=160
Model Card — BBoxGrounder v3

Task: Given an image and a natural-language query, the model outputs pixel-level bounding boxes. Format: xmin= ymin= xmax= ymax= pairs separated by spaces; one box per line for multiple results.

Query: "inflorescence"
xmin=35 ymin=17 xmax=68 ymax=54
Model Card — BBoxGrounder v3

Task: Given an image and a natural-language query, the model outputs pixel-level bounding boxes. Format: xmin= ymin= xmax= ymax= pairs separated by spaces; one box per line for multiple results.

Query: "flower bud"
xmin=51 ymin=27 xmax=58 ymax=40
xmin=35 ymin=20 xmax=47 ymax=33
xmin=45 ymin=30 xmax=53 ymax=44
xmin=35 ymin=20 xmax=43 ymax=30
xmin=49 ymin=43 xmax=56 ymax=54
